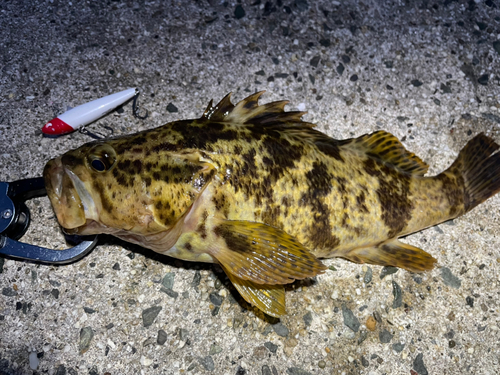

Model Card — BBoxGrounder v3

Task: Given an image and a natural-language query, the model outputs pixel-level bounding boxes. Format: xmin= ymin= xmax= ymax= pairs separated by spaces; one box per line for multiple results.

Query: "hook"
xmin=132 ymin=92 xmax=149 ymax=120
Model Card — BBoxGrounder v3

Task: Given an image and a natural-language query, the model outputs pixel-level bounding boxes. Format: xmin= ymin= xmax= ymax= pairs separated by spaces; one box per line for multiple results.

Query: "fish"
xmin=43 ymin=91 xmax=500 ymax=317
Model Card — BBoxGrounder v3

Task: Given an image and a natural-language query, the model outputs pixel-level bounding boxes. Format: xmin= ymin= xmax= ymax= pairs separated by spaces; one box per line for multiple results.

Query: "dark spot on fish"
xmin=185 ymin=242 xmax=193 ymax=252
xmin=153 ymin=172 xmax=161 ymax=181
xmin=261 ymin=204 xmax=282 ymax=229
xmin=315 ymin=141 xmax=344 ymax=162
xmin=131 ymin=147 xmax=143 ymax=154
xmin=115 ymin=172 xmax=129 ymax=187
xmin=436 ymin=172 xmax=464 ymax=217
xmin=234 ymin=145 xmax=242 ymax=155
xmin=300 ymin=161 xmax=340 ymax=250
xmin=306 ymin=161 xmax=332 ymax=195
xmin=62 ymin=154 xmax=83 ymax=168
xmin=198 ymin=222 xmax=207 ymax=239
xmin=144 ymin=176 xmax=152 ymax=187
xmin=281 ymin=196 xmax=291 ymax=208
xmin=363 ymin=158 xmax=413 ymax=238
xmin=356 ymin=191 xmax=369 ymax=213
xmin=118 ymin=159 xmax=131 ymax=171
xmin=213 ymin=224 xmax=251 ymax=253
xmin=132 ymin=135 xmax=147 ymax=146
xmin=152 ymin=142 xmax=178 ymax=153
xmin=262 ymin=156 xmax=273 ymax=166
xmin=133 ymin=159 xmax=142 ymax=174
xmin=155 ymin=201 xmax=163 ymax=210
xmin=145 ymin=162 xmax=154 ymax=171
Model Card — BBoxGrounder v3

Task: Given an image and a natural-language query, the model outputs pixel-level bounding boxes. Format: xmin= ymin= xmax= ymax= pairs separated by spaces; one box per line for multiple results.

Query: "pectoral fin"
xmin=223 ymin=265 xmax=286 ymax=318
xmin=342 ymin=239 xmax=437 ymax=272
xmin=209 ymin=220 xmax=326 ymax=285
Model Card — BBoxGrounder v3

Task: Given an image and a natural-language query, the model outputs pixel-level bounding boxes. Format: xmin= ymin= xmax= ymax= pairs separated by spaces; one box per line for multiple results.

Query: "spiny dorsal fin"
xmin=348 ymin=130 xmax=429 ymax=176
xmin=201 ymin=91 xmax=314 ymax=127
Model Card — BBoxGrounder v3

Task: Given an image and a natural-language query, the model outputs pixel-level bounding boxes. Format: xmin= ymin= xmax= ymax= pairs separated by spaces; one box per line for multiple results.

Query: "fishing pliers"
xmin=0 ymin=177 xmax=97 ymax=264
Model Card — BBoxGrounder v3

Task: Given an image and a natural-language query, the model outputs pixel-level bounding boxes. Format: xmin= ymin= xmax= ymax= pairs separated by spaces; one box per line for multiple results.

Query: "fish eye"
xmin=87 ymin=144 xmax=116 ymax=173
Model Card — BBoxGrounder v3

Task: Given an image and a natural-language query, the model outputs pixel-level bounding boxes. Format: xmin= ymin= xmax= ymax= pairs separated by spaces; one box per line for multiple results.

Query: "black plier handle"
xmin=0 ymin=177 xmax=97 ymax=264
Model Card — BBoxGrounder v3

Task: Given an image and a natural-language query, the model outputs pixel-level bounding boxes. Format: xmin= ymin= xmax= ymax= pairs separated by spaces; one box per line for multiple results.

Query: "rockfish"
xmin=43 ymin=92 xmax=500 ymax=317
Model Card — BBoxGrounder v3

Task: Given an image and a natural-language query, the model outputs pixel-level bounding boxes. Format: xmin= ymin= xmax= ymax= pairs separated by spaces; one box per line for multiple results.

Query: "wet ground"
xmin=1 ymin=1 xmax=500 ymax=374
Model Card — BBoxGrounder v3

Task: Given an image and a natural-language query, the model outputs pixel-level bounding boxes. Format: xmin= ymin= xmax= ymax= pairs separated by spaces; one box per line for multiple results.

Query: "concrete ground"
xmin=1 ymin=0 xmax=500 ymax=374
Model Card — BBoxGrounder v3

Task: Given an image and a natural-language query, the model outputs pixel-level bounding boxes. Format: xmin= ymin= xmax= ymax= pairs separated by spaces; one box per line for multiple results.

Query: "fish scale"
xmin=43 ymin=91 xmax=500 ymax=317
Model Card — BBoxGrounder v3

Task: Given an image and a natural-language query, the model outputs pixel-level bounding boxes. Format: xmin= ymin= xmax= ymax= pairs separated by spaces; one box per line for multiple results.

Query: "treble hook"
xmin=132 ymin=92 xmax=149 ymax=120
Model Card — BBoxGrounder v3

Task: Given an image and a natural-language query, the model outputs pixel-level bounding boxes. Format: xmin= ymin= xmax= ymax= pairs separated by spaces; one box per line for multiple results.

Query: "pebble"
xmin=411 ymin=79 xmax=423 ymax=87
xmin=161 ymin=287 xmax=178 ymax=299
xmin=336 ymin=63 xmax=345 ymax=75
xmin=478 ymin=74 xmax=489 ymax=86
xmin=166 ymin=103 xmax=178 ymax=113
xmin=413 ymin=353 xmax=428 ymax=375
xmin=380 ymin=266 xmax=398 ymax=279
xmin=363 ymin=267 xmax=373 ymax=283
xmin=198 ymin=355 xmax=215 ymax=372
xmin=2 ymin=287 xmax=17 ymax=297
xmin=493 ymin=41 xmax=500 ymax=55
xmin=84 ymin=307 xmax=96 ymax=314
xmin=286 ymin=367 xmax=312 ymax=375
xmin=140 ymin=355 xmax=153 ymax=367
xmin=392 ymin=281 xmax=403 ymax=308
xmin=303 ymin=311 xmax=312 ymax=327
xmin=234 ymin=5 xmax=245 ymax=19
xmin=366 ymin=316 xmax=377 ymax=331
xmin=209 ymin=344 xmax=222 ymax=355
xmin=342 ymin=305 xmax=360 ymax=332
xmin=295 ymin=0 xmax=309 ymax=11
xmin=392 ymin=342 xmax=405 ymax=352
xmin=209 ymin=292 xmax=223 ymax=306
xmin=264 ymin=341 xmax=278 ymax=354
xmin=318 ymin=360 xmax=326 ymax=368
xmin=466 ymin=296 xmax=474 ymax=308
xmin=161 ymin=272 xmax=175 ymax=289
xmin=79 ymin=327 xmax=94 ymax=354
xmin=310 ymin=55 xmax=320 ymax=68
xmin=191 ymin=271 xmax=201 ymax=287
xmin=157 ymin=329 xmax=167 ymax=345
xmin=361 ymin=356 xmax=369 ymax=367
xmin=29 ymin=351 xmax=39 ymax=370
xmin=272 ymin=322 xmax=289 ymax=337
xmin=379 ymin=329 xmax=393 ymax=343
xmin=142 ymin=306 xmax=162 ymax=327
xmin=55 ymin=364 xmax=66 ymax=375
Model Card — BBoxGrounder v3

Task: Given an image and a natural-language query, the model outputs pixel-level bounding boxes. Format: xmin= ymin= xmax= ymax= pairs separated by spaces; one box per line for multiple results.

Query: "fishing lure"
xmin=41 ymin=88 xmax=146 ymax=137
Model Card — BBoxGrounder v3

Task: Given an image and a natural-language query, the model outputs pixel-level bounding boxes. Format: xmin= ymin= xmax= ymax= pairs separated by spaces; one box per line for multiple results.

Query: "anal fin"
xmin=223 ymin=265 xmax=286 ymax=318
xmin=342 ymin=239 xmax=437 ymax=272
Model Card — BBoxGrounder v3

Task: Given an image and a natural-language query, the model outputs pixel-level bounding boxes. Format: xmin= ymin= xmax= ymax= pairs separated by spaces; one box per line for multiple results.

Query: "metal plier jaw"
xmin=0 ymin=177 xmax=97 ymax=264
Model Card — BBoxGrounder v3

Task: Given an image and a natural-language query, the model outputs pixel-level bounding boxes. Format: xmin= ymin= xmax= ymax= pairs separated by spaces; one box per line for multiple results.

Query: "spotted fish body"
xmin=44 ymin=92 xmax=500 ymax=317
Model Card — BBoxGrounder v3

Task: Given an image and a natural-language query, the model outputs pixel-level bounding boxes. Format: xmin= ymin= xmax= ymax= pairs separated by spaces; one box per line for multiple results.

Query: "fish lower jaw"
xmin=62 ymin=219 xmax=115 ymax=236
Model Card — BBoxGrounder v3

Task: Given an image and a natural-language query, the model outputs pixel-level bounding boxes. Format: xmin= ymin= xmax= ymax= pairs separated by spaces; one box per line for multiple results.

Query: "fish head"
xmin=43 ymin=131 xmax=216 ymax=243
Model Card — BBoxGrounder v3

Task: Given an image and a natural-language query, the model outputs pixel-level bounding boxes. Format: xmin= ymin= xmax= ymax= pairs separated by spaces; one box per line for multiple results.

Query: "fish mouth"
xmin=43 ymin=157 xmax=97 ymax=232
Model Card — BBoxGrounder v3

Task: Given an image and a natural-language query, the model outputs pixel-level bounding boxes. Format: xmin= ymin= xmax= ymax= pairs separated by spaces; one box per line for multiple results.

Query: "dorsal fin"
xmin=201 ymin=91 xmax=314 ymax=127
xmin=348 ymin=130 xmax=429 ymax=176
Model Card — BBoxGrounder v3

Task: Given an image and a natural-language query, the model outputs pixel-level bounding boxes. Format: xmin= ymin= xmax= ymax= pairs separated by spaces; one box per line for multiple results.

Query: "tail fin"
xmin=449 ymin=133 xmax=500 ymax=212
